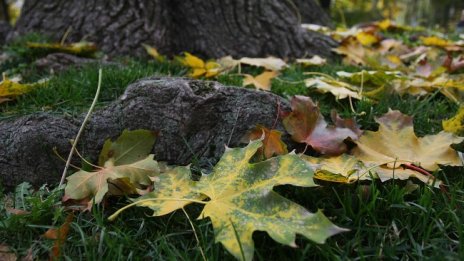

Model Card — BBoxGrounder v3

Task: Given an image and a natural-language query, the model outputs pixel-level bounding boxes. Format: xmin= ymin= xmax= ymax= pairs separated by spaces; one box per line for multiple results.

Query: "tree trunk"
xmin=13 ymin=0 xmax=336 ymax=59
xmin=0 ymin=77 xmax=298 ymax=189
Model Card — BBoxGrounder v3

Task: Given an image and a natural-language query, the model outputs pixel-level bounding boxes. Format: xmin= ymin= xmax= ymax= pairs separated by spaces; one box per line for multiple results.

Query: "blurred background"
xmin=329 ymin=0 xmax=464 ymax=31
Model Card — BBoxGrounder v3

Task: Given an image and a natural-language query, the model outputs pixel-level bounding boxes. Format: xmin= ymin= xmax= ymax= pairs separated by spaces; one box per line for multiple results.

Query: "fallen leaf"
xmin=27 ymin=41 xmax=97 ymax=57
xmin=333 ymin=37 xmax=372 ymax=65
xmin=125 ymin=140 xmax=345 ymax=261
xmin=0 ymin=244 xmax=17 ymax=261
xmin=135 ymin=166 xmax=205 ymax=216
xmin=356 ymin=31 xmax=380 ymax=46
xmin=305 ymin=77 xmax=362 ymax=100
xmin=296 ymin=55 xmax=327 ymax=66
xmin=353 ymin=110 xmax=463 ymax=184
xmin=142 ymin=44 xmax=165 ymax=62
xmin=43 ymin=213 xmax=74 ymax=260
xmin=420 ymin=36 xmax=452 ymax=48
xmin=443 ymin=106 xmax=464 ymax=135
xmin=0 ymin=74 xmax=42 ymax=99
xmin=64 ymin=130 xmax=159 ymax=209
xmin=180 ymin=52 xmax=220 ymax=78
xmin=239 ymin=57 xmax=287 ymax=71
xmin=303 ymin=154 xmax=368 ymax=183
xmin=283 ymin=96 xmax=360 ymax=155
xmin=242 ymin=125 xmax=288 ymax=159
xmin=217 ymin=56 xmax=241 ymax=72
xmin=98 ymin=129 xmax=158 ymax=167
xmin=242 ymin=71 xmax=279 ymax=90
xmin=64 ymin=155 xmax=159 ymax=208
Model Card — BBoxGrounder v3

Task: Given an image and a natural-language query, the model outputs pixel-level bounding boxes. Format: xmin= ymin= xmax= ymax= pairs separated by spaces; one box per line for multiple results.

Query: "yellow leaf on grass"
xmin=142 ymin=44 xmax=165 ymax=62
xmin=356 ymin=32 xmax=379 ymax=46
xmin=242 ymin=71 xmax=279 ymax=90
xmin=0 ymin=74 xmax=46 ymax=103
xmin=443 ymin=106 xmax=464 ymax=135
xmin=180 ymin=52 xmax=220 ymax=78
xmin=305 ymin=77 xmax=362 ymax=100
xmin=420 ymin=36 xmax=452 ymax=48
xmin=27 ymin=41 xmax=97 ymax=56
xmin=353 ymin=110 xmax=463 ymax=185
xmin=124 ymin=140 xmax=346 ymax=261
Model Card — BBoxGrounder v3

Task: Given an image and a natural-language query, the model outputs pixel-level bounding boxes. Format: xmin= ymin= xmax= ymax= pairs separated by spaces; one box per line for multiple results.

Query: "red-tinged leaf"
xmin=43 ymin=213 xmax=74 ymax=260
xmin=330 ymin=110 xmax=363 ymax=136
xmin=243 ymin=125 xmax=288 ymax=159
xmin=283 ymin=96 xmax=360 ymax=155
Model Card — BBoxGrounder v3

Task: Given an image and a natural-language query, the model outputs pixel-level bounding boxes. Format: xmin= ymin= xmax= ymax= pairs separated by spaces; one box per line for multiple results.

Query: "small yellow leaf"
xmin=142 ymin=44 xmax=164 ymax=62
xmin=180 ymin=53 xmax=220 ymax=78
xmin=420 ymin=36 xmax=452 ymax=48
xmin=356 ymin=32 xmax=379 ymax=46
xmin=377 ymin=19 xmax=392 ymax=31
xmin=182 ymin=52 xmax=205 ymax=68
xmin=242 ymin=71 xmax=279 ymax=90
xmin=27 ymin=41 xmax=97 ymax=56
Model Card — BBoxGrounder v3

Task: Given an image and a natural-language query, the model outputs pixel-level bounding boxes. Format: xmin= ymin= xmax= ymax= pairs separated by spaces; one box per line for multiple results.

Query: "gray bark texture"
xmin=0 ymin=21 xmax=11 ymax=45
xmin=13 ymin=0 xmax=336 ymax=59
xmin=34 ymin=53 xmax=119 ymax=74
xmin=0 ymin=77 xmax=293 ymax=189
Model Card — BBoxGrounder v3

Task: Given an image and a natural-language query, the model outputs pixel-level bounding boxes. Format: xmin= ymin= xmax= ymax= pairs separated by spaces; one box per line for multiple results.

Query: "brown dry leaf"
xmin=239 ymin=57 xmax=287 ymax=71
xmin=0 ymin=244 xmax=17 ymax=261
xmin=43 ymin=213 xmax=74 ymax=260
xmin=333 ymin=37 xmax=372 ymax=65
xmin=353 ymin=110 xmax=463 ymax=184
xmin=242 ymin=125 xmax=288 ymax=159
xmin=242 ymin=71 xmax=279 ymax=90
xmin=282 ymin=96 xmax=360 ymax=155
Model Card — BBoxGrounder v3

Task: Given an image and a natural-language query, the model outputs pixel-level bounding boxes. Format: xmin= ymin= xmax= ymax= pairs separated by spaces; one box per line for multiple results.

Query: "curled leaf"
xmin=283 ymin=96 xmax=360 ymax=155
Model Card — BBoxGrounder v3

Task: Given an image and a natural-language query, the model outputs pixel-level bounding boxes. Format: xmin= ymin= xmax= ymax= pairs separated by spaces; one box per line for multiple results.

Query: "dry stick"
xmin=59 ymin=69 xmax=103 ymax=186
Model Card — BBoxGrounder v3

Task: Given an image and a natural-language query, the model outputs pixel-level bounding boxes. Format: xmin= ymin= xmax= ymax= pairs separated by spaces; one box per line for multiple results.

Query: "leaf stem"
xmin=108 ymin=197 xmax=206 ymax=221
xmin=59 ymin=69 xmax=103 ymax=186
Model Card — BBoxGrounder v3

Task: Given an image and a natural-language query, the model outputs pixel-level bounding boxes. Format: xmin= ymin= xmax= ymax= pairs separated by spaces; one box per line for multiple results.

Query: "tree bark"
xmin=13 ymin=0 xmax=336 ymax=59
xmin=0 ymin=77 xmax=298 ymax=189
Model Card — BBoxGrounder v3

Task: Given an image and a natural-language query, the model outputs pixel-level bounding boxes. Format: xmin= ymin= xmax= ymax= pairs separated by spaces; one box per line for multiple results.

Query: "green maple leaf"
xmin=111 ymin=140 xmax=346 ymax=260
xmin=64 ymin=130 xmax=159 ymax=208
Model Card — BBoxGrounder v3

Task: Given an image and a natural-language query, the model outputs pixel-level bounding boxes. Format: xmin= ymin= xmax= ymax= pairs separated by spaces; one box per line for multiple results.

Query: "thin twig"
xmin=182 ymin=208 xmax=207 ymax=261
xmin=227 ymin=107 xmax=242 ymax=146
xmin=59 ymin=69 xmax=103 ymax=186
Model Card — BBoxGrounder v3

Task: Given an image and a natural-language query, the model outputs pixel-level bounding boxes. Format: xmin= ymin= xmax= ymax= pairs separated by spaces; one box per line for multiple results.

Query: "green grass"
xmin=1 ymin=39 xmax=464 ymax=260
